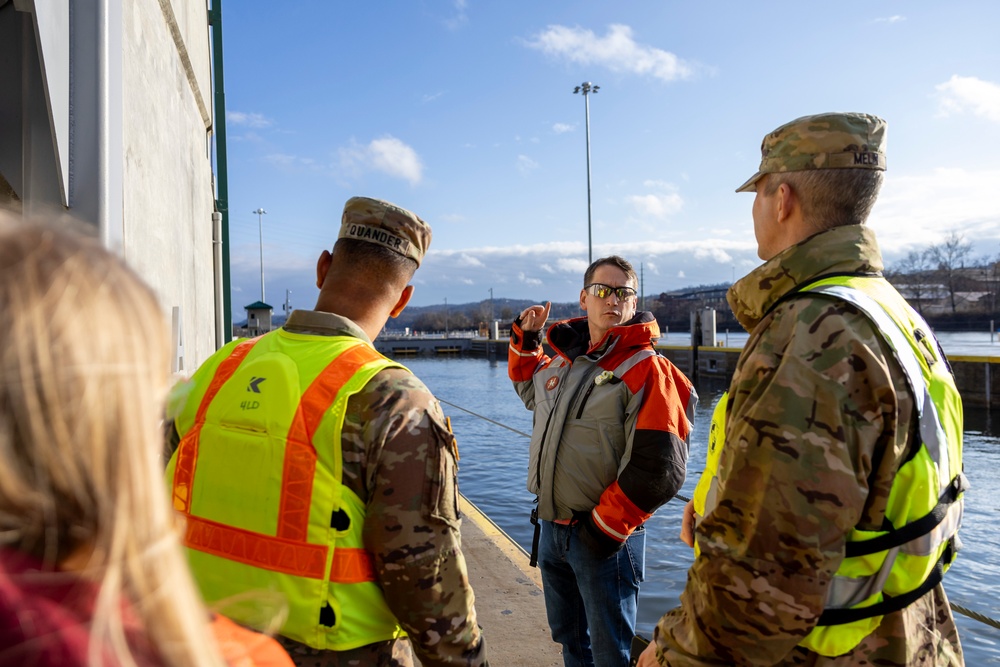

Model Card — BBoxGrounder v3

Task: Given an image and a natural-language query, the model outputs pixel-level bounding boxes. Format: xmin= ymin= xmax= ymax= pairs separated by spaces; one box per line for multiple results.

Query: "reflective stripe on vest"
xmin=172 ymin=338 xmax=258 ymax=515
xmin=805 ymin=282 xmax=966 ymax=619
xmin=172 ymin=341 xmax=383 ymax=582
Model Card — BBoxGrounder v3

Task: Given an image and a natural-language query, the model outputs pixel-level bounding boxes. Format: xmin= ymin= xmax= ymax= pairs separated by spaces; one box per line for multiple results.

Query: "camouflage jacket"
xmin=170 ymin=310 xmax=487 ymax=667
xmin=652 ymin=224 xmax=963 ymax=666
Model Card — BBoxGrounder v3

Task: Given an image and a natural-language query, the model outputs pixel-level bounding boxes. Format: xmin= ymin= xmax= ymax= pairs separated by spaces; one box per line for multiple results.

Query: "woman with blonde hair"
xmin=0 ymin=219 xmax=289 ymax=667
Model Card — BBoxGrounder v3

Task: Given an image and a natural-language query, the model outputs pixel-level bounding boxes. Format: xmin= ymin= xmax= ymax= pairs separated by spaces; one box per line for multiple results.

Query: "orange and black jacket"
xmin=509 ymin=311 xmax=697 ymax=547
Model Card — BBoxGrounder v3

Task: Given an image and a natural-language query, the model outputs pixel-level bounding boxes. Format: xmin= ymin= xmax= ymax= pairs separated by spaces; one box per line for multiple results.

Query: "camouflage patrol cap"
xmin=338 ymin=196 xmax=432 ymax=266
xmin=736 ymin=112 xmax=887 ymax=193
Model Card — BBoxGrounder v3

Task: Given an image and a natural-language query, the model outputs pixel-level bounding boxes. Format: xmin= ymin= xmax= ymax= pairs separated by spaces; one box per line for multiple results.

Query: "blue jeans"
xmin=538 ymin=520 xmax=645 ymax=667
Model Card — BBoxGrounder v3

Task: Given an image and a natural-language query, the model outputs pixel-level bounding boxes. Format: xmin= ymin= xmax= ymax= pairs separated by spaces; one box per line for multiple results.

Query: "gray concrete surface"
xmin=459 ymin=496 xmax=563 ymax=666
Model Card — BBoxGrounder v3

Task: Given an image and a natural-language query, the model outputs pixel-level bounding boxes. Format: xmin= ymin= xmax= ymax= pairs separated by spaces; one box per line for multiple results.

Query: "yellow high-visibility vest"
xmin=694 ymin=275 xmax=966 ymax=657
xmin=166 ymin=332 xmax=406 ymax=650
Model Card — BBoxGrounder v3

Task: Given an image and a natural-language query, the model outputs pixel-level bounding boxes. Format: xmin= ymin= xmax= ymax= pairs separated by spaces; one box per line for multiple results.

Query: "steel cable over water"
xmin=437 ymin=397 xmax=1000 ymax=634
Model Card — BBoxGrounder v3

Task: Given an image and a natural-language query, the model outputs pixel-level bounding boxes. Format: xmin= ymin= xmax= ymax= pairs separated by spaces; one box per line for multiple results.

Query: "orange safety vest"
xmin=166 ymin=333 xmax=406 ymax=650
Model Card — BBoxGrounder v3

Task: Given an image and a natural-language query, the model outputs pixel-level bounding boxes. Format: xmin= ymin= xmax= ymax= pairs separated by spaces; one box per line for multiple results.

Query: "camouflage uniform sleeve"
xmin=653 ymin=297 xmax=899 ymax=665
xmin=359 ymin=368 xmax=487 ymax=667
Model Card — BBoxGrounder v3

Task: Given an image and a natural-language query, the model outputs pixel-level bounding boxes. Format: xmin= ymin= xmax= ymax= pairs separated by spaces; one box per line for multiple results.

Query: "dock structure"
xmin=373 ymin=333 xmax=1000 ymax=411
xmin=459 ymin=496 xmax=563 ymax=666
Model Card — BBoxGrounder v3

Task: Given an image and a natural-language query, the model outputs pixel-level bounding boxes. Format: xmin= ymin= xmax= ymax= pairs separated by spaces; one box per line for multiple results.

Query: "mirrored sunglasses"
xmin=584 ymin=283 xmax=637 ymax=300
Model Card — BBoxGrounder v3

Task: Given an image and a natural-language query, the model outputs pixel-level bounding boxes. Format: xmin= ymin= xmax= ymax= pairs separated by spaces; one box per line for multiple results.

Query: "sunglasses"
xmin=584 ymin=283 xmax=637 ymax=300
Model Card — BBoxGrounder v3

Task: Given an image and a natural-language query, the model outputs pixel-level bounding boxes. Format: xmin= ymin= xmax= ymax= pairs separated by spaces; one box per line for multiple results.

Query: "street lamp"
xmin=252 ymin=208 xmax=266 ymax=301
xmin=573 ymin=81 xmax=599 ymax=265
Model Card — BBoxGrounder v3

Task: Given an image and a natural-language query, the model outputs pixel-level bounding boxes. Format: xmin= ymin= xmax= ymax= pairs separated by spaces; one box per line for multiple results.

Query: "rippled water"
xmin=406 ymin=357 xmax=1000 ymax=664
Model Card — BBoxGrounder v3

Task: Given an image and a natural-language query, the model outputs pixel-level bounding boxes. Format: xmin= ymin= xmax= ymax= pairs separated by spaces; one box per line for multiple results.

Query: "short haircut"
xmin=764 ymin=168 xmax=884 ymax=229
xmin=333 ymin=238 xmax=418 ymax=286
xmin=584 ymin=255 xmax=637 ymax=288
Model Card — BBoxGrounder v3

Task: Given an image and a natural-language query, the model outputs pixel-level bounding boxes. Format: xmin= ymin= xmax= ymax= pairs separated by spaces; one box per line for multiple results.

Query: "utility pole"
xmin=640 ymin=263 xmax=645 ymax=311
xmin=444 ymin=297 xmax=449 ymax=339
xmin=252 ymin=208 xmax=267 ymax=301
xmin=573 ymin=82 xmax=599 ymax=265
xmin=283 ymin=289 xmax=292 ymax=317
xmin=488 ymin=288 xmax=496 ymax=362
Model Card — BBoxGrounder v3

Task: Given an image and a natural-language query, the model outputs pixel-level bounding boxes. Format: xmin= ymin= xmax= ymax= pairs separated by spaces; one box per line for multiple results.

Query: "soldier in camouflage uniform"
xmin=165 ymin=197 xmax=487 ymax=667
xmin=638 ymin=113 xmax=965 ymax=666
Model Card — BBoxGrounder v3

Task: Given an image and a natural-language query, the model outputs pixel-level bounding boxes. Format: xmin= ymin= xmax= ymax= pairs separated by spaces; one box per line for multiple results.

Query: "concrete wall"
xmin=0 ymin=1 xmax=220 ymax=373
xmin=123 ymin=0 xmax=216 ymax=372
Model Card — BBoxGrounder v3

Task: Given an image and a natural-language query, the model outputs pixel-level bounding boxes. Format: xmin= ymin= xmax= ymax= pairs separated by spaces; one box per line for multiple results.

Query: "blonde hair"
xmin=0 ymin=218 xmax=225 ymax=667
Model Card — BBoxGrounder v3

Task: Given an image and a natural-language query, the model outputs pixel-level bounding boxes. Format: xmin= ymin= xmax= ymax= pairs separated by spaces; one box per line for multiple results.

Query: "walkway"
xmin=459 ymin=495 xmax=563 ymax=666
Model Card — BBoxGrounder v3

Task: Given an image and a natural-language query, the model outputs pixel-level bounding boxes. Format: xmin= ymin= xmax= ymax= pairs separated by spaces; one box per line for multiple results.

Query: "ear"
xmin=579 ymin=288 xmax=588 ymax=312
xmin=389 ymin=285 xmax=414 ymax=318
xmin=316 ymin=250 xmax=332 ymax=289
xmin=775 ymin=182 xmax=796 ymax=224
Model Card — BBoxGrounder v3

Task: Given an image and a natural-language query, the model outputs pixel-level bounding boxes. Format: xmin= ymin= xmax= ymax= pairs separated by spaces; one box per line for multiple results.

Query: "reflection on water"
xmin=405 ymin=358 xmax=1000 ymax=664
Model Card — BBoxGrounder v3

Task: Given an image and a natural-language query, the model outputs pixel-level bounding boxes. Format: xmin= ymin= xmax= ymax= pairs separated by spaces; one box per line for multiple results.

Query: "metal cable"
xmin=439 ymin=396 xmax=1000 ymax=634
xmin=438 ymin=399 xmax=532 ymax=438
xmin=951 ymin=602 xmax=1000 ymax=631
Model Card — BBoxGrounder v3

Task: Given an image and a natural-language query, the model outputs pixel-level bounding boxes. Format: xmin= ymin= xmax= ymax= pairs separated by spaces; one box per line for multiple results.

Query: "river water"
xmin=404 ymin=357 xmax=1000 ymax=664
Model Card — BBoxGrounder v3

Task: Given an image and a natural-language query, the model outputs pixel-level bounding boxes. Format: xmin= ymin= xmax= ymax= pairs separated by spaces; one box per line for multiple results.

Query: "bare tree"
xmin=887 ymin=249 xmax=935 ymax=316
xmin=928 ymin=231 xmax=973 ymax=314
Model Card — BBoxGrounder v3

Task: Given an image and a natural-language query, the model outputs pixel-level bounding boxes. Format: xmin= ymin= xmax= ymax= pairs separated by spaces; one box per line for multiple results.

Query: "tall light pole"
xmin=252 ymin=208 xmax=266 ymax=301
xmin=573 ymin=82 xmax=599 ymax=265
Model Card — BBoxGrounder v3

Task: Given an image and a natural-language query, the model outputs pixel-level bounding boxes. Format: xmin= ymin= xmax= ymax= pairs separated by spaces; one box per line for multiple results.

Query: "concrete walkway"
xmin=459 ymin=496 xmax=563 ymax=666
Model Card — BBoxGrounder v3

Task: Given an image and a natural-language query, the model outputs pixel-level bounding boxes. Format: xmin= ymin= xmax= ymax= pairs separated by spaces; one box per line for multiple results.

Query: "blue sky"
xmin=222 ymin=1 xmax=1000 ymax=317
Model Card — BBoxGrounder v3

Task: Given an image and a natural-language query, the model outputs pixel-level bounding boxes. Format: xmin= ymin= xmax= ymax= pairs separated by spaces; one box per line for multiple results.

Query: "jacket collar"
xmin=727 ymin=224 xmax=884 ymax=332
xmin=547 ymin=311 xmax=660 ymax=361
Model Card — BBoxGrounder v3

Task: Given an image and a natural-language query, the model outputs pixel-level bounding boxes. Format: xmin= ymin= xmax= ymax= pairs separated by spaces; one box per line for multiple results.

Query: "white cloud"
xmin=422 ymin=91 xmax=445 ymax=103
xmin=265 ymin=153 xmax=296 ymax=167
xmin=625 ymin=181 xmax=684 ymax=220
xmin=693 ymin=246 xmax=733 ymax=263
xmin=445 ymin=0 xmax=468 ymax=30
xmin=627 ymin=191 xmax=684 ymax=219
xmin=455 ymin=253 xmax=485 ymax=268
xmin=553 ymin=122 xmax=575 ymax=134
xmin=263 ymin=153 xmax=323 ymax=171
xmin=556 ymin=257 xmax=589 ymax=274
xmin=338 ymin=135 xmax=424 ymax=185
xmin=412 ymin=239 xmax=760 ymax=306
xmin=874 ymin=15 xmax=906 ymax=24
xmin=518 ymin=272 xmax=543 ymax=286
xmin=936 ymin=75 xmax=1000 ymax=123
xmin=227 ymin=111 xmax=272 ymax=128
xmin=525 ymin=24 xmax=696 ymax=82
xmin=871 ymin=168 xmax=1000 ymax=251
xmin=517 ymin=154 xmax=540 ymax=175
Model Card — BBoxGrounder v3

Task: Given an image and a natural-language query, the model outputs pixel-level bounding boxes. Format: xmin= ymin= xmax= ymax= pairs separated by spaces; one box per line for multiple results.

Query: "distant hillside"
xmin=235 ymin=285 xmax=739 ymax=332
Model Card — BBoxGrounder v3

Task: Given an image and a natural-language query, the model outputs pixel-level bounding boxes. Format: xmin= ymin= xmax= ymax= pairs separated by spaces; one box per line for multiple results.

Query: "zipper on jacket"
xmin=575 ymin=381 xmax=598 ymax=420
xmin=574 ymin=369 xmax=622 ymax=419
